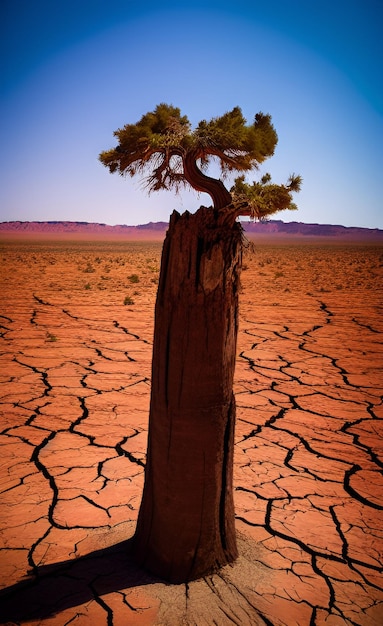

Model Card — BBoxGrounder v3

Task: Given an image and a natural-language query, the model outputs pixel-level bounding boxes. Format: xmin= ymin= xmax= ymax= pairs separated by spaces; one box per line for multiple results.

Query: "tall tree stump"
xmin=133 ymin=206 xmax=242 ymax=583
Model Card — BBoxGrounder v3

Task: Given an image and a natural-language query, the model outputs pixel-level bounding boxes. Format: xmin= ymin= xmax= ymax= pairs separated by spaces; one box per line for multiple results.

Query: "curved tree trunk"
xmin=133 ymin=207 xmax=242 ymax=583
xmin=183 ymin=151 xmax=232 ymax=210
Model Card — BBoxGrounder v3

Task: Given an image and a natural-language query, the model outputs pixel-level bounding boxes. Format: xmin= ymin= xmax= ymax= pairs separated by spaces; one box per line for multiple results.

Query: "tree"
xmin=99 ymin=104 xmax=301 ymax=583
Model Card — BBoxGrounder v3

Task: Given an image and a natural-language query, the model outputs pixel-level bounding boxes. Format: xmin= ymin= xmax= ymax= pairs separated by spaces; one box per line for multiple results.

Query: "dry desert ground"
xmin=0 ymin=234 xmax=382 ymax=625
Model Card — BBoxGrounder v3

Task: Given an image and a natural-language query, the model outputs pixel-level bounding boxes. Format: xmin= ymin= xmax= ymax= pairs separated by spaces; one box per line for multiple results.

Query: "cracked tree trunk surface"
xmin=133 ymin=206 xmax=242 ymax=583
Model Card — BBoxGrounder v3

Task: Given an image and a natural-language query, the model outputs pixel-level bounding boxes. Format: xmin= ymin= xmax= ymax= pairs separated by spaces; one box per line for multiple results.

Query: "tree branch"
xmin=183 ymin=151 xmax=232 ymax=210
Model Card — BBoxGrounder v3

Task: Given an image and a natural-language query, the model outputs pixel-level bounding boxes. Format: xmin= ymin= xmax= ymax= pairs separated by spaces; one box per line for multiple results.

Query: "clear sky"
xmin=1 ymin=0 xmax=382 ymax=228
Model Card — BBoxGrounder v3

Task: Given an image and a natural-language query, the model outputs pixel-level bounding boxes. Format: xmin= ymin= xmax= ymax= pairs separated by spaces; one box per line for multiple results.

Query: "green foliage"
xmin=100 ymin=103 xmax=302 ymax=218
xmin=100 ymin=104 xmax=190 ymax=181
xmin=124 ymin=296 xmax=135 ymax=305
xmin=195 ymin=108 xmax=277 ymax=172
xmin=99 ymin=103 xmax=278 ymax=195
xmin=231 ymin=173 xmax=302 ymax=220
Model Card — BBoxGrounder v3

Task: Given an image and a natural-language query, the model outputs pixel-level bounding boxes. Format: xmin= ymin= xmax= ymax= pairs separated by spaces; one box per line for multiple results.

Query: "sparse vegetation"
xmin=128 ymin=273 xmax=140 ymax=283
xmin=3 ymin=240 xmax=382 ymax=301
xmin=46 ymin=332 xmax=58 ymax=342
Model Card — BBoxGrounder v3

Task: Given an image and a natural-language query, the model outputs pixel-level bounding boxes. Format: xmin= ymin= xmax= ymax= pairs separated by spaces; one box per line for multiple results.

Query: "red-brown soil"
xmin=0 ymin=234 xmax=382 ymax=625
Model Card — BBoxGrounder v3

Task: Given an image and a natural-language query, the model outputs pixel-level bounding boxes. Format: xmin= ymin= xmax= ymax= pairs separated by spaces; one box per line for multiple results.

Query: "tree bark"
xmin=133 ymin=206 xmax=242 ymax=583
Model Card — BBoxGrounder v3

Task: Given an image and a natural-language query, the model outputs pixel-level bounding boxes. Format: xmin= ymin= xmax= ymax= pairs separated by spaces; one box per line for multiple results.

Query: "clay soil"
xmin=0 ymin=234 xmax=382 ymax=626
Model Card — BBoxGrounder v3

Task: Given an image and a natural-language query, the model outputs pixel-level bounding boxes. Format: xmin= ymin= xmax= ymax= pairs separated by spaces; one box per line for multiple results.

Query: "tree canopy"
xmin=231 ymin=172 xmax=302 ymax=220
xmin=99 ymin=103 xmax=301 ymax=216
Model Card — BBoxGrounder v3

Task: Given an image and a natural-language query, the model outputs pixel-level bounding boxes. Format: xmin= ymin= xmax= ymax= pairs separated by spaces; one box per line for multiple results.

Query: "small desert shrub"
xmin=84 ymin=262 xmax=95 ymax=273
xmin=84 ymin=283 xmax=91 ymax=290
xmin=46 ymin=332 xmax=58 ymax=342
xmin=274 ymin=271 xmax=284 ymax=279
xmin=124 ymin=296 xmax=135 ymax=305
xmin=128 ymin=273 xmax=140 ymax=283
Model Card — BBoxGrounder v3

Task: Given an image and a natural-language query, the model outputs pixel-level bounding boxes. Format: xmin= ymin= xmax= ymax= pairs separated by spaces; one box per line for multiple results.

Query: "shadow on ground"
xmin=0 ymin=537 xmax=162 ymax=623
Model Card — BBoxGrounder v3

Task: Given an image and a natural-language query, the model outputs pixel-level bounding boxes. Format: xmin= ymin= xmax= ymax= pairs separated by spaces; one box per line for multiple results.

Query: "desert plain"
xmin=0 ymin=231 xmax=382 ymax=625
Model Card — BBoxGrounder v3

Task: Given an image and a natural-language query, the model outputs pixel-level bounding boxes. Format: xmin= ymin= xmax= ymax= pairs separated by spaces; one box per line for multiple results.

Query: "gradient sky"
xmin=1 ymin=0 xmax=382 ymax=228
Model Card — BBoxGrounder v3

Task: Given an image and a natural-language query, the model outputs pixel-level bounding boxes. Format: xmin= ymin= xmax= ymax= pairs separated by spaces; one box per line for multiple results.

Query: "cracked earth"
xmin=0 ymin=236 xmax=382 ymax=625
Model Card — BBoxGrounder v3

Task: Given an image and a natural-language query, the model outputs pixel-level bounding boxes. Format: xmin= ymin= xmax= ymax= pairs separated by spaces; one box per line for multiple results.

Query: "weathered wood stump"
xmin=133 ymin=206 xmax=242 ymax=583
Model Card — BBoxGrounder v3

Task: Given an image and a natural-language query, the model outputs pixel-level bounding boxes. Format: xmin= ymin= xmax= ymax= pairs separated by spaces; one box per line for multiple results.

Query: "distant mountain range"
xmin=1 ymin=220 xmax=382 ymax=240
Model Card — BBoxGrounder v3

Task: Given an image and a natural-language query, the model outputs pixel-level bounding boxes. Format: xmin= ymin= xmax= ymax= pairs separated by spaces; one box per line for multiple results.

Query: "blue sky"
xmin=1 ymin=0 xmax=382 ymax=228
